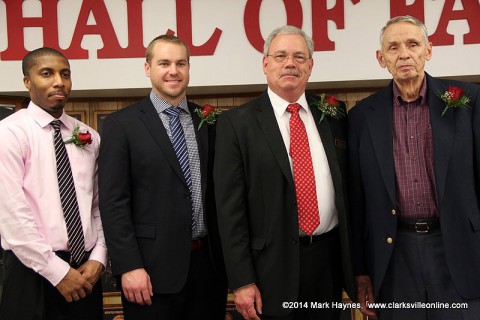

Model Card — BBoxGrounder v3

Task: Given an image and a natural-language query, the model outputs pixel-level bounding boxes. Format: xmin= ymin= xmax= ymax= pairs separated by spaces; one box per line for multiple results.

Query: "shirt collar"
xmin=26 ymin=101 xmax=72 ymax=130
xmin=393 ymin=76 xmax=428 ymax=105
xmin=150 ymin=91 xmax=189 ymax=115
xmin=267 ymin=87 xmax=309 ymax=117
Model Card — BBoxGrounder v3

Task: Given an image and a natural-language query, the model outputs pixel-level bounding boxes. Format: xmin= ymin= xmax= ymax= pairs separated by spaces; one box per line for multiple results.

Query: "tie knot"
xmin=51 ymin=120 xmax=61 ymax=131
xmin=286 ymin=103 xmax=301 ymax=114
xmin=164 ymin=107 xmax=182 ymax=118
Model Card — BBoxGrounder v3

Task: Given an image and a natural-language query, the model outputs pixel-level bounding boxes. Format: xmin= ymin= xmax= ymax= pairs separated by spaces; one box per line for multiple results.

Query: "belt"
xmin=298 ymin=227 xmax=338 ymax=246
xmin=191 ymin=237 xmax=207 ymax=251
xmin=55 ymin=250 xmax=91 ymax=268
xmin=397 ymin=218 xmax=440 ymax=233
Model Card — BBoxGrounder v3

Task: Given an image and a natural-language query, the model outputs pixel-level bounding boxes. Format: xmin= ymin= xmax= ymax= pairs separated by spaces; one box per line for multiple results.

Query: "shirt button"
xmin=387 ymin=237 xmax=393 ymax=244
xmin=410 ymin=136 xmax=415 ymax=139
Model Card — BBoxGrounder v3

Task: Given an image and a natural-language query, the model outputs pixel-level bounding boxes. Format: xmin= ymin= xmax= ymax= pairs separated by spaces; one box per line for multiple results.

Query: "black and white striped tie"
xmin=164 ymin=107 xmax=196 ymax=232
xmin=51 ymin=120 xmax=85 ymax=265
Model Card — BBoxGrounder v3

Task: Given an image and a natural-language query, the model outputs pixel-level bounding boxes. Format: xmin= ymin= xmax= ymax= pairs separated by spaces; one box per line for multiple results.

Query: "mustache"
xmin=280 ymin=70 xmax=301 ymax=77
xmin=48 ymin=90 xmax=67 ymax=97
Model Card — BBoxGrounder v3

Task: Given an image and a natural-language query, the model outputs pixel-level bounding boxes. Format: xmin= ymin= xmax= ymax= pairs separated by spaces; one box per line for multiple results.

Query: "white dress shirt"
xmin=268 ymin=88 xmax=338 ymax=235
xmin=0 ymin=102 xmax=107 ymax=286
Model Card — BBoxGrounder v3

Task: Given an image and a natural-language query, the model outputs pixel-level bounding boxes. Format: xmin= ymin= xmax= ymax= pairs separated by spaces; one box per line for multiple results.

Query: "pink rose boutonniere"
xmin=313 ymin=93 xmax=346 ymax=123
xmin=64 ymin=126 xmax=93 ymax=149
xmin=437 ymin=86 xmax=470 ymax=117
xmin=194 ymin=104 xmax=223 ymax=131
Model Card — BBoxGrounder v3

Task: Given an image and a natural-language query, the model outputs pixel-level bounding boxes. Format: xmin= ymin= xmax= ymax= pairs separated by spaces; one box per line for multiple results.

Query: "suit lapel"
xmin=427 ymin=74 xmax=454 ymax=205
xmin=366 ymin=84 xmax=397 ymax=205
xmin=138 ymin=98 xmax=187 ymax=185
xmin=255 ymin=92 xmax=296 ymax=192
xmin=309 ymin=96 xmax=343 ymax=197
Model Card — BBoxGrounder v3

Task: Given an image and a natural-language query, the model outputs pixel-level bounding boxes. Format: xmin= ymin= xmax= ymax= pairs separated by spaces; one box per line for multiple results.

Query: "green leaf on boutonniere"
xmin=436 ymin=86 xmax=470 ymax=117
xmin=194 ymin=104 xmax=223 ymax=131
xmin=312 ymin=93 xmax=346 ymax=123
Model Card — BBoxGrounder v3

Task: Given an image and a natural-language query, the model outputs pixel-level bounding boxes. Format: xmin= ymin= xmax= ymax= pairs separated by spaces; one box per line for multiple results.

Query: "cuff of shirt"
xmin=38 ymin=252 xmax=71 ymax=287
xmin=89 ymin=244 xmax=108 ymax=268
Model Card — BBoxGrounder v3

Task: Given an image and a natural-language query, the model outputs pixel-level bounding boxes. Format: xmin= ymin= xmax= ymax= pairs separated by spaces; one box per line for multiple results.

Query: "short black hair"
xmin=22 ymin=47 xmax=69 ymax=76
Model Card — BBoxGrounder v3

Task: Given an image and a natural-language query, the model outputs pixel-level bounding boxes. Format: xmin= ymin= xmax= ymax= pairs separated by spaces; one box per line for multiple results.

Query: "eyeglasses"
xmin=266 ymin=53 xmax=310 ymax=64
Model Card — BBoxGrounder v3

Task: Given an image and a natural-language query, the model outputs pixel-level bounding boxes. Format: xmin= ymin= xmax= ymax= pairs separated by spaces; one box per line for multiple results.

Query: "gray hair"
xmin=263 ymin=25 xmax=314 ymax=58
xmin=380 ymin=15 xmax=429 ymax=46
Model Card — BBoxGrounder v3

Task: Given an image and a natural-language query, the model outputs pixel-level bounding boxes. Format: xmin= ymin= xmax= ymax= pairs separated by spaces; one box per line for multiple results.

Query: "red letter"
xmin=311 ymin=0 xmax=345 ymax=51
xmin=430 ymin=0 xmax=480 ymax=46
xmin=244 ymin=0 xmax=303 ymax=53
xmin=390 ymin=0 xmax=424 ymax=22
xmin=1 ymin=0 xmax=60 ymax=61
xmin=122 ymin=0 xmax=146 ymax=57
xmin=63 ymin=0 xmax=145 ymax=59
xmin=167 ymin=0 xmax=222 ymax=56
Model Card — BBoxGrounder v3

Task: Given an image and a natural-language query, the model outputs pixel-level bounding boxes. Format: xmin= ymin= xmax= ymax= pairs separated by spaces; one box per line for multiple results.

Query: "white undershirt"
xmin=268 ymin=88 xmax=338 ymax=235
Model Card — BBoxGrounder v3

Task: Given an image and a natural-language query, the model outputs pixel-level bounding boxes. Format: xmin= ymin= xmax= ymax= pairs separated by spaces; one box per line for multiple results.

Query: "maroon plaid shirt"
xmin=392 ymin=78 xmax=438 ymax=219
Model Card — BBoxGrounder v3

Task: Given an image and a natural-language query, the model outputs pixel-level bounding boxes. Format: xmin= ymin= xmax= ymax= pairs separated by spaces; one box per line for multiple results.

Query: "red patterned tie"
xmin=287 ymin=103 xmax=320 ymax=235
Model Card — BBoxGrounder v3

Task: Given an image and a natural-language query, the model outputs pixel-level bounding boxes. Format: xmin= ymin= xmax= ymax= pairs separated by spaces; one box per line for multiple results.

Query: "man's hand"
xmin=234 ymin=284 xmax=262 ymax=320
xmin=121 ymin=268 xmax=154 ymax=305
xmin=77 ymin=260 xmax=105 ymax=286
xmin=355 ymin=275 xmax=377 ymax=319
xmin=56 ymin=267 xmax=93 ymax=302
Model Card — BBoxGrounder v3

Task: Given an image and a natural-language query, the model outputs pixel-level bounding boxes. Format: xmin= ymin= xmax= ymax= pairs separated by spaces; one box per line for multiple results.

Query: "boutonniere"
xmin=194 ymin=104 xmax=223 ymax=131
xmin=313 ymin=93 xmax=346 ymax=123
xmin=437 ymin=86 xmax=470 ymax=117
xmin=64 ymin=125 xmax=93 ymax=149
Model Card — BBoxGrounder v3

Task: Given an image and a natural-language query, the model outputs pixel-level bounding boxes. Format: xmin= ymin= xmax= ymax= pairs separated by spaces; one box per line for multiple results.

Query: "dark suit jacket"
xmin=214 ymin=91 xmax=354 ymax=316
xmin=0 ymin=108 xmax=14 ymax=121
xmin=348 ymin=73 xmax=480 ymax=299
xmin=98 ymin=96 xmax=225 ymax=293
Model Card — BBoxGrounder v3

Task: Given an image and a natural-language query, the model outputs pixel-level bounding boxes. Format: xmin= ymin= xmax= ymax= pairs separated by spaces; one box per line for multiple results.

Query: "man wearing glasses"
xmin=214 ymin=26 xmax=354 ymax=320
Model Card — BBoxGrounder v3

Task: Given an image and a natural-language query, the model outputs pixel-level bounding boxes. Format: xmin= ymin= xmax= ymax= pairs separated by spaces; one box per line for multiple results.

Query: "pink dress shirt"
xmin=0 ymin=102 xmax=107 ymax=286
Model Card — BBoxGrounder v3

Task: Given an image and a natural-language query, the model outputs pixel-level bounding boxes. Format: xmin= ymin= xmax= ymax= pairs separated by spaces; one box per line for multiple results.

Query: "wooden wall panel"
xmin=345 ymin=92 xmax=374 ymax=111
xmin=0 ymin=88 xmax=375 ymax=131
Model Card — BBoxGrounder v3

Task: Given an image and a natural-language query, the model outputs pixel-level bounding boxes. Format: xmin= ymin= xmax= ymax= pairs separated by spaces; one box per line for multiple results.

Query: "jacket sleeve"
xmin=98 ymin=115 xmax=144 ymax=276
xmin=214 ymin=111 xmax=257 ymax=290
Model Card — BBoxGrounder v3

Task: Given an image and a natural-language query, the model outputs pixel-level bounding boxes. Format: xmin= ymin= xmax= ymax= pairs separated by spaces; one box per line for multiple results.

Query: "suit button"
xmin=292 ymin=239 xmax=297 ymax=244
xmin=392 ymin=209 xmax=396 ymax=215
xmin=387 ymin=237 xmax=393 ymax=244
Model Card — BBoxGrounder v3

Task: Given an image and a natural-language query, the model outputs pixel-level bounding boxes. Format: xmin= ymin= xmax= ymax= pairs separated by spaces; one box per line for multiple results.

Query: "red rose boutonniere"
xmin=313 ymin=93 xmax=346 ymax=123
xmin=194 ymin=104 xmax=223 ymax=131
xmin=64 ymin=126 xmax=93 ymax=149
xmin=437 ymin=86 xmax=470 ymax=117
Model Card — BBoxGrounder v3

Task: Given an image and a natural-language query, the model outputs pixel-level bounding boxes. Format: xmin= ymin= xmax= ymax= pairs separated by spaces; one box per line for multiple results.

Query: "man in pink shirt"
xmin=0 ymin=47 xmax=107 ymax=319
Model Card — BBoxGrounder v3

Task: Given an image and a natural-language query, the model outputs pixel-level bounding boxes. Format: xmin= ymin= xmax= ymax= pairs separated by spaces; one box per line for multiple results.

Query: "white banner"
xmin=1 ymin=0 xmax=479 ymax=96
